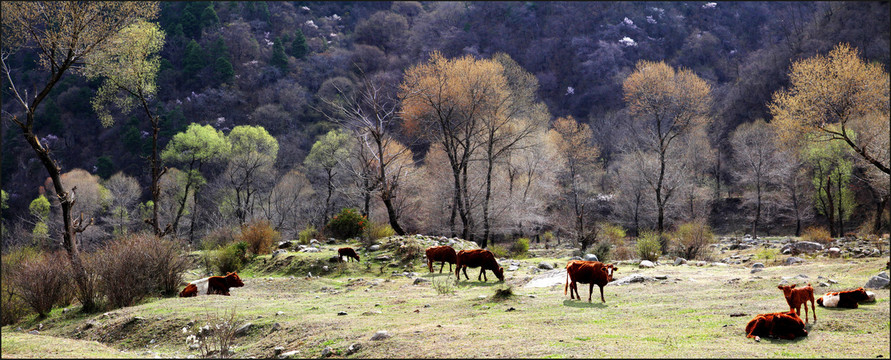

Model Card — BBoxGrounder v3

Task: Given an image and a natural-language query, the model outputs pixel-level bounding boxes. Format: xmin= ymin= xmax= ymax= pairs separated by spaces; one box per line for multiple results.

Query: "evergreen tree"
xmin=180 ymin=11 xmax=200 ymax=39
xmin=96 ymin=156 xmax=115 ymax=179
xmin=208 ymin=36 xmax=229 ymax=62
xmin=215 ymin=57 xmax=235 ymax=84
xmin=199 ymin=4 xmax=220 ymax=30
xmin=183 ymin=39 xmax=206 ymax=80
xmin=290 ymin=29 xmax=309 ymax=59
xmin=270 ymin=36 xmax=288 ymax=71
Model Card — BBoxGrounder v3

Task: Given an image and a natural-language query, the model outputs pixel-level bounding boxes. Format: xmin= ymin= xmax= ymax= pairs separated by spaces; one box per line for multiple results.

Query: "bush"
xmin=431 ymin=274 xmax=456 ymax=295
xmin=143 ymin=236 xmax=191 ymax=296
xmin=542 ymin=231 xmax=555 ymax=243
xmin=636 ymin=231 xmax=662 ymax=262
xmin=239 ymin=220 xmax=279 ymax=255
xmin=613 ymin=239 xmax=635 ymax=261
xmin=510 ymin=238 xmax=530 ymax=258
xmin=185 ymin=307 xmax=243 ymax=358
xmin=671 ymin=221 xmax=715 ymax=260
xmin=591 ymin=241 xmax=611 ymax=263
xmin=326 ymin=208 xmax=367 ymax=240
xmin=488 ymin=244 xmax=509 ymax=258
xmin=213 ymin=241 xmax=249 ymax=274
xmin=95 ymin=234 xmax=168 ymax=308
xmin=601 ymin=223 xmax=626 ymax=244
xmin=298 ymin=225 xmax=318 ymax=245
xmin=802 ymin=226 xmax=832 ymax=244
xmin=201 ymin=226 xmax=239 ymax=250
xmin=10 ymin=251 xmax=72 ymax=317
xmin=2 ymin=247 xmax=40 ymax=325
xmin=393 ymin=238 xmax=424 ymax=263
xmin=492 ymin=284 xmax=514 ymax=300
xmin=365 ymin=221 xmax=395 ymax=243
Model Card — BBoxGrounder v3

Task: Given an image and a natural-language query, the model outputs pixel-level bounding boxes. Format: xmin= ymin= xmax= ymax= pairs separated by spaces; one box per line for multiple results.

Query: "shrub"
xmin=365 ymin=221 xmax=395 ymax=243
xmin=671 ymin=221 xmax=715 ymax=260
xmin=613 ymin=239 xmax=635 ymax=261
xmin=326 ymin=208 xmax=367 ymax=240
xmin=488 ymin=244 xmax=509 ymax=258
xmin=591 ymin=241 xmax=611 ymax=263
xmin=143 ymin=236 xmax=191 ymax=296
xmin=201 ymin=226 xmax=239 ymax=250
xmin=492 ymin=284 xmax=514 ymax=300
xmin=601 ymin=223 xmax=626 ymax=244
xmin=10 ymin=250 xmax=72 ymax=317
xmin=393 ymin=238 xmax=424 ymax=263
xmin=636 ymin=231 xmax=662 ymax=262
xmin=755 ymin=248 xmax=780 ymax=262
xmin=431 ymin=274 xmax=456 ymax=295
xmin=239 ymin=220 xmax=279 ymax=255
xmin=298 ymin=225 xmax=318 ymax=245
xmin=2 ymin=247 xmax=40 ymax=325
xmin=95 ymin=234 xmax=160 ymax=308
xmin=802 ymin=226 xmax=832 ymax=245
xmin=213 ymin=241 xmax=249 ymax=274
xmin=510 ymin=238 xmax=530 ymax=258
xmin=185 ymin=306 xmax=243 ymax=358
xmin=543 ymin=231 xmax=555 ymax=243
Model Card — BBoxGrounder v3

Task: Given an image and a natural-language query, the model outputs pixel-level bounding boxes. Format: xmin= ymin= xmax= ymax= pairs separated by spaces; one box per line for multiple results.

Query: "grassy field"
xmin=2 ymin=241 xmax=889 ymax=358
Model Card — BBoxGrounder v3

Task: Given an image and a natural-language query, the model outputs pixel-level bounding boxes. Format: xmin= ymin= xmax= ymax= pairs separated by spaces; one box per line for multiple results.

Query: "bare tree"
xmin=102 ymin=172 xmax=142 ymax=236
xmin=729 ymin=120 xmax=785 ymax=237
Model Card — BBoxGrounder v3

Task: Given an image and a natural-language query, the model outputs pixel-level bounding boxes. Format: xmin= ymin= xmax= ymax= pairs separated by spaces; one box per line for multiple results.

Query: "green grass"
xmin=1 ymin=333 xmax=140 ymax=358
xmin=2 ymin=239 xmax=889 ymax=358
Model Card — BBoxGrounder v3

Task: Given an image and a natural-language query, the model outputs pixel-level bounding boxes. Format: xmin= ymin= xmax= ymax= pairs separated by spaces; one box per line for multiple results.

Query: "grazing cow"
xmin=179 ymin=272 xmax=245 ymax=297
xmin=745 ymin=310 xmax=808 ymax=341
xmin=337 ymin=247 xmax=361 ymax=262
xmin=564 ymin=260 xmax=617 ymax=303
xmin=816 ymin=287 xmax=870 ymax=308
xmin=777 ymin=283 xmax=816 ymax=323
xmin=455 ymin=249 xmax=504 ymax=282
xmin=426 ymin=245 xmax=458 ymax=273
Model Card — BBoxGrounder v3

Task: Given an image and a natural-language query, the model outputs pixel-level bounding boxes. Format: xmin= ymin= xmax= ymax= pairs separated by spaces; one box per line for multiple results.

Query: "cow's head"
xmin=850 ymin=287 xmax=869 ymax=301
xmin=604 ymin=264 xmax=617 ymax=282
xmin=495 ymin=266 xmax=505 ymax=281
xmin=777 ymin=284 xmax=796 ymax=297
xmin=225 ymin=272 xmax=245 ymax=287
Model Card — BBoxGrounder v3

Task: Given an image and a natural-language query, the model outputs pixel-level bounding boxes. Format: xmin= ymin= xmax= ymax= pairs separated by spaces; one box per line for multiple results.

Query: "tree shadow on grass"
xmin=562 ymin=299 xmax=608 ymax=308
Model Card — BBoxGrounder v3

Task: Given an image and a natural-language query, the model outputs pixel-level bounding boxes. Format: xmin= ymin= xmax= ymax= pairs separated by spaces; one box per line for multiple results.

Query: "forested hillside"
xmin=2 ymin=1 xmax=889 ymax=253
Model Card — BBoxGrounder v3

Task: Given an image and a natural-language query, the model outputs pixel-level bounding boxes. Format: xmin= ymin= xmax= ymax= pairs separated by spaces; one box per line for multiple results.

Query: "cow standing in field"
xmin=455 ymin=249 xmax=504 ymax=282
xmin=778 ymin=283 xmax=816 ymax=323
xmin=179 ymin=272 xmax=245 ymax=297
xmin=426 ymin=245 xmax=458 ymax=273
xmin=337 ymin=247 xmax=361 ymax=262
xmin=817 ymin=287 xmax=870 ymax=308
xmin=745 ymin=310 xmax=808 ymax=341
xmin=564 ymin=260 xmax=616 ymax=303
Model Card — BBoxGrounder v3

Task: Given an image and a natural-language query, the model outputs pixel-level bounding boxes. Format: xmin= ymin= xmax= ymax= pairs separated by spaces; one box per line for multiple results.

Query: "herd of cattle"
xmin=178 ymin=244 xmax=880 ymax=341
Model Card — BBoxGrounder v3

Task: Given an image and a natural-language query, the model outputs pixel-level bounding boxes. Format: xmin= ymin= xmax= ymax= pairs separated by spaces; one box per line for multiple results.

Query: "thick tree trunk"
xmin=753 ymin=182 xmax=761 ymax=238
xmin=381 ymin=196 xmax=405 ymax=235
xmin=482 ymin=154 xmax=494 ymax=249
xmin=874 ymin=194 xmax=890 ymax=235
xmin=824 ymin=176 xmax=836 ymax=237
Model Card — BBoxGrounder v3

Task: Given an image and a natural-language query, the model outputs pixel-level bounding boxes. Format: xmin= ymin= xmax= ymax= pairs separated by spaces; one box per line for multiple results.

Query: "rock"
xmin=674 ymin=258 xmax=687 ymax=266
xmin=828 ymin=279 xmax=838 ymax=284
xmin=784 ymin=257 xmax=803 ymax=265
xmin=583 ymin=254 xmax=599 ymax=262
xmin=322 ymin=266 xmax=329 ymax=272
xmin=271 ymin=323 xmax=282 ymax=331
xmin=277 ymin=240 xmax=293 ymax=249
xmin=276 ymin=311 xmax=284 ymax=316
xmin=696 ymin=261 xmax=707 ymax=267
xmin=272 ymin=249 xmax=287 ymax=258
xmin=280 ymin=350 xmax=300 ymax=358
xmin=337 ymin=311 xmax=348 ymax=316
xmin=82 ymin=321 xmax=96 ymax=331
xmin=538 ymin=262 xmax=554 ymax=270
xmin=375 ymin=255 xmax=392 ymax=261
xmin=781 ymin=241 xmax=824 ymax=255
xmin=273 ymin=347 xmax=285 ymax=356
xmin=478 ymin=295 xmax=487 ymax=299
xmin=28 ymin=330 xmax=38 ymax=335
xmin=750 ymin=268 xmax=762 ymax=274
xmin=301 ymin=247 xmax=320 ymax=253
xmin=321 ymin=346 xmax=333 ymax=357
xmin=865 ymin=272 xmax=890 ymax=289
xmin=507 ymin=265 xmax=519 ymax=271
xmin=150 ymin=339 xmax=156 ymax=344
xmin=865 ymin=291 xmax=876 ymax=302
xmin=505 ymin=307 xmax=517 ymax=312
xmin=612 ymin=274 xmax=654 ymax=285
xmin=818 ymin=282 xmax=829 ymax=287
xmin=346 ymin=343 xmax=362 ymax=355
xmin=796 ymin=274 xmax=808 ymax=279
xmin=413 ymin=277 xmax=430 ymax=285
xmin=639 ymin=260 xmax=655 ymax=268
xmin=569 ymin=256 xmax=582 ymax=261
xmin=370 ymin=330 xmax=390 ymax=341
xmin=828 ymin=247 xmax=841 ymax=258
xmin=654 ymin=275 xmax=668 ymax=280
xmin=711 ymin=262 xmax=728 ymax=267
xmin=369 ymin=245 xmax=381 ymax=251
xmin=752 ymin=263 xmax=765 ymax=269
xmin=234 ymin=323 xmax=253 ymax=337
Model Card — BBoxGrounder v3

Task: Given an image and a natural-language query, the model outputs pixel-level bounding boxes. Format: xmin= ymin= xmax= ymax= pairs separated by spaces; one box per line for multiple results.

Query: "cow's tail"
xmin=564 ymin=266 xmax=569 ymax=295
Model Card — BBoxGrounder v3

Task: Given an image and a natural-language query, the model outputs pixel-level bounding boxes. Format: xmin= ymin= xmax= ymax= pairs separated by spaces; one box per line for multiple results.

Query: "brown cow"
xmin=179 ymin=272 xmax=245 ymax=297
xmin=455 ymin=249 xmax=504 ymax=282
xmin=777 ymin=283 xmax=816 ymax=323
xmin=564 ymin=260 xmax=616 ymax=303
xmin=745 ymin=310 xmax=808 ymax=341
xmin=426 ymin=245 xmax=458 ymax=273
xmin=337 ymin=247 xmax=361 ymax=262
xmin=817 ymin=287 xmax=870 ymax=308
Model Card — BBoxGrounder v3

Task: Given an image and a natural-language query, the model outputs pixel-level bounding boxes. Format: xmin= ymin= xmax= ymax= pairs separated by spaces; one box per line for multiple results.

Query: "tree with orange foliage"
xmin=623 ymin=60 xmax=712 ymax=249
xmin=548 ymin=116 xmax=599 ymax=250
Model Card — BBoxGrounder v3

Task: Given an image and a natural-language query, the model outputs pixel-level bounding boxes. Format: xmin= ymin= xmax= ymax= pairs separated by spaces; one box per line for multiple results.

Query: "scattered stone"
xmin=639 ymin=260 xmax=655 ymax=268
xmin=752 ymin=263 xmax=765 ymax=269
xmin=276 ymin=311 xmax=284 ymax=316
xmin=28 ymin=330 xmax=38 ymax=335
xmin=507 ymin=265 xmax=519 ymax=271
xmin=781 ymin=241 xmax=824 ymax=255
xmin=346 ymin=343 xmax=362 ymax=355
xmin=538 ymin=262 xmax=554 ymax=270
xmin=505 ymin=307 xmax=517 ymax=312
xmin=865 ymin=272 xmax=890 ymax=289
xmin=370 ymin=330 xmax=390 ymax=341
xmin=375 ymin=255 xmax=392 ymax=261
xmin=828 ymin=279 xmax=838 ymax=284
xmin=82 ymin=321 xmax=96 ymax=331
xmin=234 ymin=323 xmax=253 ymax=337
xmin=280 ymin=350 xmax=300 ymax=358
xmin=654 ymin=275 xmax=668 ymax=280
xmin=711 ymin=262 xmax=728 ymax=267
xmin=480 ymin=306 xmax=490 ymax=310
xmin=569 ymin=256 xmax=582 ymax=261
xmin=271 ymin=323 xmax=282 ymax=332
xmin=478 ymin=295 xmax=487 ymax=299
xmin=828 ymin=247 xmax=841 ymax=258
xmin=797 ymin=274 xmax=809 ymax=279
xmin=528 ymin=295 xmax=536 ymax=298
xmin=583 ymin=254 xmax=599 ymax=262
xmin=301 ymin=247 xmax=320 ymax=253
xmin=272 ymin=249 xmax=287 ymax=258
xmin=273 ymin=347 xmax=285 ymax=356
xmin=321 ymin=347 xmax=333 ymax=357
xmin=277 ymin=240 xmax=293 ymax=249
xmin=674 ymin=258 xmax=687 ymax=266
xmin=612 ymin=274 xmax=654 ymax=285
xmin=751 ymin=268 xmax=763 ymax=274
xmin=818 ymin=282 xmax=830 ymax=287
xmin=784 ymin=257 xmax=803 ymax=266
xmin=413 ymin=277 xmax=430 ymax=285
xmin=696 ymin=261 xmax=707 ymax=267
xmin=729 ymin=313 xmax=748 ymax=317
xmin=369 ymin=245 xmax=381 ymax=251
xmin=337 ymin=311 xmax=348 ymax=316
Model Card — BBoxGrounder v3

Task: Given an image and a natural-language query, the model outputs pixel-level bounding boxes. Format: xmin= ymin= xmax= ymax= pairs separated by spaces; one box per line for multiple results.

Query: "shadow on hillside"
xmin=562 ymin=300 xmax=608 ymax=308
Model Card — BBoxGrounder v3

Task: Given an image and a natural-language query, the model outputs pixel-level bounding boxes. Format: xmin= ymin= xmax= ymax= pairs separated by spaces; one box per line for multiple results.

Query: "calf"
xmin=426 ymin=245 xmax=458 ymax=273
xmin=337 ymin=247 xmax=361 ymax=262
xmin=816 ymin=287 xmax=870 ymax=308
xmin=179 ymin=272 xmax=245 ymax=297
xmin=564 ymin=260 xmax=617 ymax=303
xmin=777 ymin=283 xmax=816 ymax=323
xmin=745 ymin=310 xmax=808 ymax=341
xmin=455 ymin=249 xmax=504 ymax=282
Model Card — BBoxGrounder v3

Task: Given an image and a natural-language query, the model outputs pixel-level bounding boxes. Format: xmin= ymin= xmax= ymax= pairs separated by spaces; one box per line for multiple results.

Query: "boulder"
xmin=612 ymin=274 xmax=654 ymax=285
xmin=750 ymin=268 xmax=762 ymax=274
xmin=277 ymin=241 xmax=293 ymax=249
xmin=583 ymin=254 xmax=599 ymax=262
xmin=828 ymin=247 xmax=841 ymax=258
xmin=321 ymin=346 xmax=333 ymax=357
xmin=369 ymin=245 xmax=381 ymax=251
xmin=375 ymin=255 xmax=392 ymax=261
xmin=234 ymin=323 xmax=253 ymax=337
xmin=346 ymin=343 xmax=362 ymax=355
xmin=674 ymin=258 xmax=687 ymax=266
xmin=272 ymin=249 xmax=287 ymax=258
xmin=751 ymin=263 xmax=765 ymax=269
xmin=370 ymin=330 xmax=390 ymax=341
xmin=639 ymin=260 xmax=655 ymax=268
xmin=412 ymin=277 xmax=430 ymax=285
xmin=280 ymin=350 xmax=300 ymax=358
xmin=538 ymin=262 xmax=554 ymax=270
xmin=865 ymin=271 xmax=890 ymax=289
xmin=783 ymin=257 xmax=803 ymax=266
xmin=781 ymin=241 xmax=824 ymax=255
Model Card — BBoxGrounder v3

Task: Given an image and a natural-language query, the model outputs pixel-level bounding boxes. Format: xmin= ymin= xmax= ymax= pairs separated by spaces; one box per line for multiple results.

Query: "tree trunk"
xmin=189 ymin=187 xmax=199 ymax=246
xmin=824 ymin=175 xmax=836 ymax=237
xmin=753 ymin=182 xmax=761 ymax=238
xmin=874 ymin=194 xmax=890 ymax=235
xmin=482 ymin=151 xmax=494 ymax=249
xmin=381 ymin=196 xmax=405 ymax=235
xmin=325 ymin=168 xmax=333 ymax=225
xmin=836 ymin=169 xmax=844 ymax=236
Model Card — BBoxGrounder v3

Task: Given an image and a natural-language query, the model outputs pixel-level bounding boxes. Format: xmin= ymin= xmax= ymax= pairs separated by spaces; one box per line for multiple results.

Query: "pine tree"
xmin=270 ymin=37 xmax=288 ymax=71
xmin=199 ymin=4 xmax=220 ymax=30
xmin=183 ymin=39 xmax=206 ymax=79
xmin=215 ymin=57 xmax=235 ymax=84
xmin=290 ymin=29 xmax=309 ymax=59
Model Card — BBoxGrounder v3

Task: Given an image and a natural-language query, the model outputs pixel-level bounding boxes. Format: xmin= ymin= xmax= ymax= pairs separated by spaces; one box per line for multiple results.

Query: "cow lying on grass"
xmin=337 ymin=247 xmax=361 ymax=262
xmin=426 ymin=245 xmax=457 ymax=273
xmin=817 ymin=287 xmax=871 ymax=308
xmin=179 ymin=272 xmax=244 ymax=297
xmin=745 ymin=310 xmax=808 ymax=341
xmin=778 ymin=283 xmax=816 ymax=323
xmin=564 ymin=260 xmax=616 ymax=303
xmin=455 ymin=249 xmax=504 ymax=282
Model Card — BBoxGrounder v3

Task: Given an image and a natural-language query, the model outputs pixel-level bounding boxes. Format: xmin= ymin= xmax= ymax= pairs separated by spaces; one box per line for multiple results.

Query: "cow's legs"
xmin=599 ymin=285 xmax=606 ymax=303
xmin=588 ymin=283 xmax=594 ymax=302
xmin=439 ymin=261 xmax=445 ymax=273
xmin=428 ymin=259 xmax=434 ymax=272
xmin=479 ymin=268 xmax=487 ymax=282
